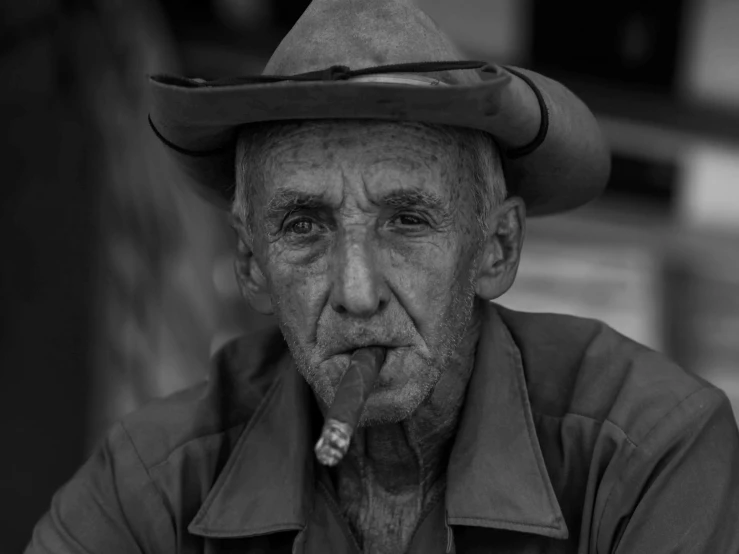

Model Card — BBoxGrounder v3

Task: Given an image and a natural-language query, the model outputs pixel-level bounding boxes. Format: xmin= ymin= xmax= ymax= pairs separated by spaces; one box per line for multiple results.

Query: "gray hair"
xmin=231 ymin=120 xmax=506 ymax=237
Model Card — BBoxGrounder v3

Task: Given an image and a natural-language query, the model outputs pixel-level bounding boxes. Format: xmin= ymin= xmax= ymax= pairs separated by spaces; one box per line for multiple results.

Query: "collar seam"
xmin=447 ymin=516 xmax=563 ymax=531
xmin=189 ymin=522 xmax=305 ymax=539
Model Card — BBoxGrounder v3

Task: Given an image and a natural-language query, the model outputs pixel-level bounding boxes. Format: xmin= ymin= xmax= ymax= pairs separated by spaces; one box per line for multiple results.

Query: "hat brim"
xmin=148 ymin=66 xmax=610 ymax=216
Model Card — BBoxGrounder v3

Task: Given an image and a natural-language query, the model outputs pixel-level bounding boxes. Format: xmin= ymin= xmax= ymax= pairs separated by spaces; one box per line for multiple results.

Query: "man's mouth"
xmin=329 ymin=341 xmax=405 ymax=358
xmin=342 ymin=344 xmax=388 ymax=356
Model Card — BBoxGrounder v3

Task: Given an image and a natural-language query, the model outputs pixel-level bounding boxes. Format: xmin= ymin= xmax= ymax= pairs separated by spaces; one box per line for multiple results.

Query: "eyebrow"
xmin=265 ymin=190 xmax=328 ymax=219
xmin=264 ymin=188 xmax=449 ymax=222
xmin=379 ymin=189 xmax=447 ymax=211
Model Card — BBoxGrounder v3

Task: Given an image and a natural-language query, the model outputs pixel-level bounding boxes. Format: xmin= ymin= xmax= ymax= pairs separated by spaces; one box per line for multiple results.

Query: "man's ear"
xmin=475 ymin=196 xmax=526 ymax=301
xmin=234 ymin=234 xmax=274 ymax=315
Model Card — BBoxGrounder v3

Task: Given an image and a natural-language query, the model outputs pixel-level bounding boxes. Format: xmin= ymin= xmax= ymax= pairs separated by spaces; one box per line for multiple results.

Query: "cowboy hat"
xmin=148 ymin=0 xmax=611 ymax=216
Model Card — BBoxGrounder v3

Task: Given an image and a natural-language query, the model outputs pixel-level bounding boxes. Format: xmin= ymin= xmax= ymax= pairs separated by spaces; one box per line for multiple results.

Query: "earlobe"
xmin=475 ymin=197 xmax=526 ymax=301
xmin=234 ymin=239 xmax=274 ymax=315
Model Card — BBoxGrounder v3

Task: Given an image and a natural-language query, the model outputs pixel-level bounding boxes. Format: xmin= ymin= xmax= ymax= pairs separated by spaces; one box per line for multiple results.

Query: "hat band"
xmin=346 ymin=73 xmax=448 ymax=86
xmin=151 ymin=60 xmax=489 ymax=88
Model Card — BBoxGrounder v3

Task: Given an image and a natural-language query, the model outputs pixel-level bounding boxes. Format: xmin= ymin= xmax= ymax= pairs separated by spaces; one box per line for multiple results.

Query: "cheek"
xmin=386 ymin=240 xmax=470 ymax=330
xmin=265 ymin=253 xmax=329 ymax=341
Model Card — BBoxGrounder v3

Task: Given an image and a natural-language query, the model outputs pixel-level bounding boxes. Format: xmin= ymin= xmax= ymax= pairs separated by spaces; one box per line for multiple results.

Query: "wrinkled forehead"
xmin=252 ymin=119 xmax=462 ymax=201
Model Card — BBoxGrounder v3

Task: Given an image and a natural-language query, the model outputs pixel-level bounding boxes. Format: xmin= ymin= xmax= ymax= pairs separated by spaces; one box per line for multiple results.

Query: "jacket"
xmin=26 ymin=304 xmax=739 ymax=553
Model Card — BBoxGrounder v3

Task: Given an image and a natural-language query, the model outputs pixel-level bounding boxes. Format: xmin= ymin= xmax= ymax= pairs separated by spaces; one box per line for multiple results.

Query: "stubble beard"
xmin=274 ymin=268 xmax=480 ymax=427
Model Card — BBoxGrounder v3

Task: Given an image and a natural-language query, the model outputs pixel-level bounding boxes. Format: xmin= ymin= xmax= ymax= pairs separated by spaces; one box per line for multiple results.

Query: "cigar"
xmin=314 ymin=346 xmax=386 ymax=466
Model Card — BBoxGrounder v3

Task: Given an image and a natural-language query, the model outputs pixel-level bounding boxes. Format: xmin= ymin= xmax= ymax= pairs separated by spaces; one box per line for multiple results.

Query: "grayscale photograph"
xmin=4 ymin=0 xmax=739 ymax=552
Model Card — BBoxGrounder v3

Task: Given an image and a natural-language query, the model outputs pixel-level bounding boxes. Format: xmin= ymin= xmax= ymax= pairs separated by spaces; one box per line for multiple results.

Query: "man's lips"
xmin=326 ymin=342 xmax=406 ymax=358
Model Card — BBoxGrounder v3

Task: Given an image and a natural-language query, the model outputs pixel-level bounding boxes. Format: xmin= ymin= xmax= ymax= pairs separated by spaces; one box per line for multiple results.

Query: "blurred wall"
xmin=0 ymin=0 xmax=238 ymax=550
xmin=681 ymin=0 xmax=739 ymax=109
xmin=1 ymin=3 xmax=100 ymax=549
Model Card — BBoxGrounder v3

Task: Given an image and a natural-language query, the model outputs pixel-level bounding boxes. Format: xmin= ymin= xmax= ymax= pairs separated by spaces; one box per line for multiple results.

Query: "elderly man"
xmin=26 ymin=0 xmax=739 ymax=553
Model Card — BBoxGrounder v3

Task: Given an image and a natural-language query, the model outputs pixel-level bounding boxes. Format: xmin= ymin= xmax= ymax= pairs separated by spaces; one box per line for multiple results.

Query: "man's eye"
xmin=285 ymin=217 xmax=315 ymax=235
xmin=394 ymin=213 xmax=427 ymax=227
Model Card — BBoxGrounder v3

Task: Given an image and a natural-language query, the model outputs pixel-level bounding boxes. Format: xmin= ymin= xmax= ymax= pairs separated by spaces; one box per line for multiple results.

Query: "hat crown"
xmin=263 ymin=0 xmax=481 ymax=85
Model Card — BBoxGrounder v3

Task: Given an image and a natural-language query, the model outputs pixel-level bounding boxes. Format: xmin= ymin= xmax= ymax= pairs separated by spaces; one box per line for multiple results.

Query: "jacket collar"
xmin=188 ymin=303 xmax=568 ymax=540
xmin=444 ymin=304 xmax=568 ymax=539
xmin=188 ymin=352 xmax=317 ymax=537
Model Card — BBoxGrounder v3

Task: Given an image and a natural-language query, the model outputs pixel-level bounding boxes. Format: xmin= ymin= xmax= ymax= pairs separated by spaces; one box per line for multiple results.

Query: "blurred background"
xmin=2 ymin=0 xmax=739 ymax=550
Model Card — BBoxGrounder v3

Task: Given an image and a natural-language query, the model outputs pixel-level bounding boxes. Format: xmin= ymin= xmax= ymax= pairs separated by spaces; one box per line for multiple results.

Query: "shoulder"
xmin=495 ymin=304 xmax=728 ymax=446
xmin=25 ymin=325 xmax=290 ymax=554
xmin=117 ymin=323 xmax=289 ymax=471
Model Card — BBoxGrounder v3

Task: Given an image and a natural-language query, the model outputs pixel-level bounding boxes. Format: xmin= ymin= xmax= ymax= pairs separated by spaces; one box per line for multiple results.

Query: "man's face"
xmin=248 ymin=120 xmax=484 ymax=425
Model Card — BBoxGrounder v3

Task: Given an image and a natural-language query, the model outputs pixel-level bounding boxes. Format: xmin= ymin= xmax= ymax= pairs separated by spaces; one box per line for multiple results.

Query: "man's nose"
xmin=329 ymin=228 xmax=389 ymax=317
